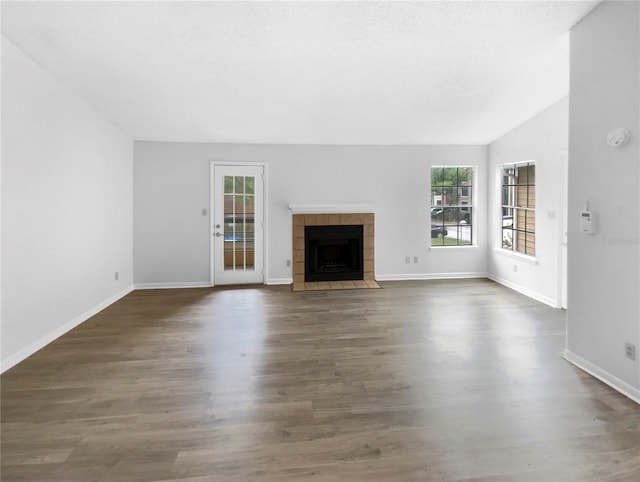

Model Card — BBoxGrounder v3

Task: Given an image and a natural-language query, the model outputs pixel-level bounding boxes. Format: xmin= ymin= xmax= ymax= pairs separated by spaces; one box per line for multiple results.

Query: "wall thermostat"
xmin=607 ymin=128 xmax=630 ymax=148
xmin=580 ymin=211 xmax=596 ymax=234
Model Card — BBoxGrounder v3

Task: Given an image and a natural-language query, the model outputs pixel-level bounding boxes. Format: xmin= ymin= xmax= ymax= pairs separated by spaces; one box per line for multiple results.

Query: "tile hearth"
xmin=301 ymin=280 xmax=381 ymax=291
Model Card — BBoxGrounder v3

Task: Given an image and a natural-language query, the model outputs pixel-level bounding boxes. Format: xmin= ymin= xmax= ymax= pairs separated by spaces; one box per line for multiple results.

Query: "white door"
xmin=212 ymin=165 xmax=264 ymax=285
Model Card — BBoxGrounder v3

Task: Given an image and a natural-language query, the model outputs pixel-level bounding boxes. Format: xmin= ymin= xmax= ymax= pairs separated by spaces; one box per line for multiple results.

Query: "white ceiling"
xmin=2 ymin=1 xmax=600 ymax=145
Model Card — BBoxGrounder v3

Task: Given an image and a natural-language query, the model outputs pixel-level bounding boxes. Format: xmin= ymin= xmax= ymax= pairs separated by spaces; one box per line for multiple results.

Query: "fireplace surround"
xmin=292 ymin=213 xmax=375 ymax=291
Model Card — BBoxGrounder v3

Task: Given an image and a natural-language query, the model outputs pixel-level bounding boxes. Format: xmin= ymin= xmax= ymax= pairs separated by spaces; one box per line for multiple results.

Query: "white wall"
xmin=487 ymin=98 xmax=569 ymax=307
xmin=565 ymin=0 xmax=639 ymax=400
xmin=133 ymin=142 xmax=488 ymax=286
xmin=1 ymin=37 xmax=134 ymax=371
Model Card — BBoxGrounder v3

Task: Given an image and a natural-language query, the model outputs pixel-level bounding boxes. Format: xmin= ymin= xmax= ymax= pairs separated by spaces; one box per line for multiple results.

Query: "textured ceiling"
xmin=2 ymin=1 xmax=600 ymax=145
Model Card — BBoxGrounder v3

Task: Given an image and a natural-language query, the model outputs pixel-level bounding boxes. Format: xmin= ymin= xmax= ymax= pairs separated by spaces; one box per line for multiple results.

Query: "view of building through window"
xmin=430 ymin=167 xmax=473 ymax=246
xmin=501 ymin=162 xmax=535 ymax=256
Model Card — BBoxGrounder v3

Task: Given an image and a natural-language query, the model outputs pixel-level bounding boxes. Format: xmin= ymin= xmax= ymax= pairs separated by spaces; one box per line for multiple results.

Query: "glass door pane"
xmin=223 ymin=176 xmax=255 ymax=271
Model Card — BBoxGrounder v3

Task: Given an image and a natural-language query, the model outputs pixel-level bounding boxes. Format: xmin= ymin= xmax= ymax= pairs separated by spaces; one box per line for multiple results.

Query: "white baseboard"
xmin=562 ymin=349 xmax=640 ymax=404
xmin=376 ymin=272 xmax=487 ymax=281
xmin=138 ymin=280 xmax=294 ymax=288
xmin=488 ymin=274 xmax=557 ymax=307
xmin=266 ymin=278 xmax=293 ymax=285
xmin=134 ymin=282 xmax=211 ymax=290
xmin=1 ymin=285 xmax=135 ymax=374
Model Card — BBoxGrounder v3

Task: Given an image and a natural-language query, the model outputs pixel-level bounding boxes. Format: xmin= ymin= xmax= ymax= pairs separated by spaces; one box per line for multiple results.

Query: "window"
xmin=501 ymin=162 xmax=535 ymax=256
xmin=430 ymin=167 xmax=474 ymax=246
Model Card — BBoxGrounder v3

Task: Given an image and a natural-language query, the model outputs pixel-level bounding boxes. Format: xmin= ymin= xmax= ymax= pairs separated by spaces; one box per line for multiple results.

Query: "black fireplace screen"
xmin=305 ymin=225 xmax=364 ymax=282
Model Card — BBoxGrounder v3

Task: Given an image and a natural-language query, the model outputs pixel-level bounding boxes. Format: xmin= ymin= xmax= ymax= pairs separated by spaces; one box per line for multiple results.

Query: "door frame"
xmin=557 ymin=149 xmax=568 ymax=309
xmin=209 ymin=161 xmax=268 ymax=287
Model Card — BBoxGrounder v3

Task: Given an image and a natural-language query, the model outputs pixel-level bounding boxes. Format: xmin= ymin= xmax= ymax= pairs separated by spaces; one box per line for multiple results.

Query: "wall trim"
xmin=134 ymin=282 xmax=211 ymax=290
xmin=1 ymin=285 xmax=135 ymax=374
xmin=563 ymin=349 xmax=640 ymax=404
xmin=266 ymin=278 xmax=293 ymax=285
xmin=376 ymin=272 xmax=488 ymax=281
xmin=270 ymin=273 xmax=487 ymax=284
xmin=488 ymin=273 xmax=557 ymax=307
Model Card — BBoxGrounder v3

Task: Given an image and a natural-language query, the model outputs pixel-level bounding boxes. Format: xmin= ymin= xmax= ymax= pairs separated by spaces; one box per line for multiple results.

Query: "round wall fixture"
xmin=606 ymin=128 xmax=630 ymax=148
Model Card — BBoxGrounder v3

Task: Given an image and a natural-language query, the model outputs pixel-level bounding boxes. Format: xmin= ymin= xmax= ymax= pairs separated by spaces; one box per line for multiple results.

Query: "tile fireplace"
xmin=292 ymin=213 xmax=375 ymax=291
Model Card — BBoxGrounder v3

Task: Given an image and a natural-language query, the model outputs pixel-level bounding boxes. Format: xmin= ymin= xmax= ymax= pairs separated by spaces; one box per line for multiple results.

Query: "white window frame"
xmin=500 ymin=161 xmax=536 ymax=258
xmin=429 ymin=166 xmax=476 ymax=248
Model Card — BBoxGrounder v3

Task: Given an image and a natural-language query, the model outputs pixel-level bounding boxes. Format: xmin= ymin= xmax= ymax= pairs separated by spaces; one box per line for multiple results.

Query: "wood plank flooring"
xmin=2 ymin=279 xmax=639 ymax=481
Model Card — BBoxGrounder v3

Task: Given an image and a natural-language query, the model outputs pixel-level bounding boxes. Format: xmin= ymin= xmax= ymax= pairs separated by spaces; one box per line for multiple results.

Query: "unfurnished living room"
xmin=1 ymin=1 xmax=639 ymax=481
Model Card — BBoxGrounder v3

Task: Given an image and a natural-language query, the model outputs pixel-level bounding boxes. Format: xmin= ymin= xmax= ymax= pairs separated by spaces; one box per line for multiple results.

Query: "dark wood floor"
xmin=2 ymin=279 xmax=639 ymax=481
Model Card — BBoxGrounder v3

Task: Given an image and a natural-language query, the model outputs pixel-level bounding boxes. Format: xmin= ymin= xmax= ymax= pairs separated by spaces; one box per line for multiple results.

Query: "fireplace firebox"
xmin=305 ymin=225 xmax=363 ymax=282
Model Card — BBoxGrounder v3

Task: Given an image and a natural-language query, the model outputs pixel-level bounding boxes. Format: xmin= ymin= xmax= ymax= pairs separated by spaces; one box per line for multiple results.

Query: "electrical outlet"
xmin=202 ymin=208 xmax=207 ymax=216
xmin=625 ymin=342 xmax=636 ymax=361
xmin=405 ymin=256 xmax=411 ymax=264
xmin=513 ymin=264 xmax=518 ymax=273
xmin=413 ymin=256 xmax=418 ymax=263
xmin=286 ymin=259 xmax=291 ymax=267
xmin=114 ymin=271 xmax=119 ymax=281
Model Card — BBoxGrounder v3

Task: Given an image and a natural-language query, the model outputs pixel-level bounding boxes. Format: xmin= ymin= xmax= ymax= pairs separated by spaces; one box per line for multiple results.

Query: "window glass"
xmin=430 ymin=167 xmax=474 ymax=246
xmin=501 ymin=162 xmax=535 ymax=256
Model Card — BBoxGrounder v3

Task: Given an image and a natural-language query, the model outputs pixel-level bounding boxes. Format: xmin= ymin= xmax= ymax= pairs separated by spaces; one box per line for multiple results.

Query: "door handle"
xmin=215 ymin=232 xmax=223 ymax=237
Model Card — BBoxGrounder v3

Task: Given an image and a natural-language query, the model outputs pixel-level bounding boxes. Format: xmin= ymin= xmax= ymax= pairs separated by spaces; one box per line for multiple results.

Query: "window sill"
xmin=493 ymin=248 xmax=538 ymax=265
xmin=429 ymin=245 xmax=479 ymax=252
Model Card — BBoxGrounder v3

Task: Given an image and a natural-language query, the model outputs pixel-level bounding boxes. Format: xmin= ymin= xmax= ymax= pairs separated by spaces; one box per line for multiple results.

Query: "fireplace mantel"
xmin=289 ymin=204 xmax=375 ymax=214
